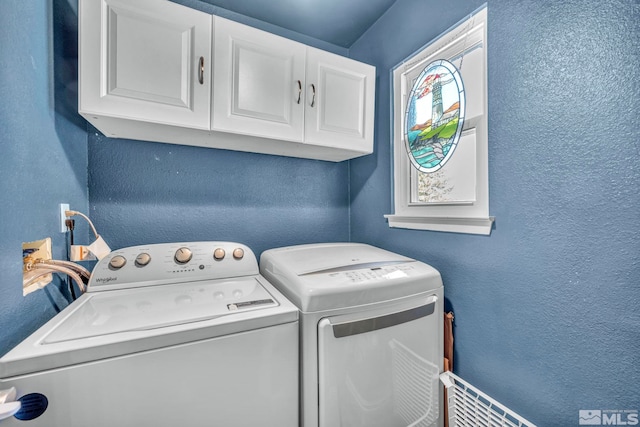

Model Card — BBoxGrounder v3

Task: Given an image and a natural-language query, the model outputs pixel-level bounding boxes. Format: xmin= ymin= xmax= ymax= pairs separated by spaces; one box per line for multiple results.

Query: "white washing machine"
xmin=260 ymin=243 xmax=444 ymax=427
xmin=0 ymin=242 xmax=298 ymax=427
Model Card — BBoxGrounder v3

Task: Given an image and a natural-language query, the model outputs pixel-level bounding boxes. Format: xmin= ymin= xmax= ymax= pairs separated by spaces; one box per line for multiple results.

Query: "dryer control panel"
xmin=88 ymin=242 xmax=258 ymax=292
xmin=325 ymin=263 xmax=418 ymax=284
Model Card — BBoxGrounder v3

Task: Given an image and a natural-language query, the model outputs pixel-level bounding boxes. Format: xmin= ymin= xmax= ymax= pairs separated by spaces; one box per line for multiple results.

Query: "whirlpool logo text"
xmin=95 ymin=277 xmax=118 ymax=284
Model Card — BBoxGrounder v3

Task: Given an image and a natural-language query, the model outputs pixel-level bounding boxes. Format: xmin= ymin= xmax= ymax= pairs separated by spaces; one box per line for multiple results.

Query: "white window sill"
xmin=384 ymin=215 xmax=495 ymax=235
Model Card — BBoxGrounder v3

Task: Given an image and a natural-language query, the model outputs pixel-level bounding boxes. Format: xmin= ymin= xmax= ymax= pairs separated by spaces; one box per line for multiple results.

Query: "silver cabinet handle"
xmin=310 ymin=83 xmax=316 ymax=107
xmin=198 ymin=56 xmax=204 ymax=85
xmin=296 ymin=80 xmax=302 ymax=104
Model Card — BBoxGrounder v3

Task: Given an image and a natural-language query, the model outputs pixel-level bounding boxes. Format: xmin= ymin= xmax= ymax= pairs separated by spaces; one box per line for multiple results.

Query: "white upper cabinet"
xmin=79 ymin=0 xmax=212 ymax=130
xmin=78 ymin=0 xmax=376 ymax=161
xmin=213 ymin=18 xmax=375 ymax=154
xmin=304 ymin=48 xmax=375 ymax=153
xmin=213 ymin=17 xmax=306 ymax=142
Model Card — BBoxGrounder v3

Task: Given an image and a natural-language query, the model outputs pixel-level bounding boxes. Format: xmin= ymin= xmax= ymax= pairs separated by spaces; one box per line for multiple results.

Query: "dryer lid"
xmin=261 ymin=242 xmax=413 ymax=275
xmin=260 ymin=243 xmax=442 ymax=312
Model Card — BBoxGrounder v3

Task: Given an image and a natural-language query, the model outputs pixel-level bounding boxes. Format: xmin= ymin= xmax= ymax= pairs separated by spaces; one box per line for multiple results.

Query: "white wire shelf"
xmin=441 ymin=372 xmax=537 ymax=427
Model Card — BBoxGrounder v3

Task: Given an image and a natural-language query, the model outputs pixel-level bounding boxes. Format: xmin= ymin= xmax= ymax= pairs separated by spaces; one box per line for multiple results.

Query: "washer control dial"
xmin=233 ymin=248 xmax=245 ymax=260
xmin=109 ymin=255 xmax=127 ymax=270
xmin=135 ymin=252 xmax=151 ymax=267
xmin=88 ymin=242 xmax=257 ymax=290
xmin=213 ymin=248 xmax=226 ymax=260
xmin=174 ymin=247 xmax=193 ymax=264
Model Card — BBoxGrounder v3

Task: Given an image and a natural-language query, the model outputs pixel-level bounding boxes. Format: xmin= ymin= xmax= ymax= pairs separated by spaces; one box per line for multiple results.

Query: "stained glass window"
xmin=387 ymin=6 xmax=493 ymax=235
xmin=404 ymin=59 xmax=465 ymax=173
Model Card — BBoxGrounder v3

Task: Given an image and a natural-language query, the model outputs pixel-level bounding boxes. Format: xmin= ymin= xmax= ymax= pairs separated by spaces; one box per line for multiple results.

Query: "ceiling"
xmin=198 ymin=0 xmax=399 ymax=48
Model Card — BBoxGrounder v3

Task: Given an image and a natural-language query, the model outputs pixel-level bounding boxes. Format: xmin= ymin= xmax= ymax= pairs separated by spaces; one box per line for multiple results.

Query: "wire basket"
xmin=441 ymin=372 xmax=537 ymax=427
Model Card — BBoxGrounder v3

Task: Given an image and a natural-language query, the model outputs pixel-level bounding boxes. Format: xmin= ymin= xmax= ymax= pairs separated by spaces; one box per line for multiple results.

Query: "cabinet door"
xmin=213 ymin=17 xmax=306 ymax=142
xmin=79 ymin=0 xmax=212 ymax=130
xmin=305 ymin=49 xmax=375 ymax=154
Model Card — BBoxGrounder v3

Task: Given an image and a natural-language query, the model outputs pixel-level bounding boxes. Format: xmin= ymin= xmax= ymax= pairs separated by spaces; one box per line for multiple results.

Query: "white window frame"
xmin=385 ymin=6 xmax=494 ymax=235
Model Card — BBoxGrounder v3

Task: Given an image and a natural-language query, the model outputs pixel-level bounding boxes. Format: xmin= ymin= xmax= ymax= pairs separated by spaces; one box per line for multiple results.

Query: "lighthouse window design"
xmin=404 ymin=59 xmax=465 ymax=173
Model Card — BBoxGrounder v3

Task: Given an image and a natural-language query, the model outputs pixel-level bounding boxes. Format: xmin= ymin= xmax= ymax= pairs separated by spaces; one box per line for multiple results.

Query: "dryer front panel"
xmin=317 ymin=294 xmax=443 ymax=427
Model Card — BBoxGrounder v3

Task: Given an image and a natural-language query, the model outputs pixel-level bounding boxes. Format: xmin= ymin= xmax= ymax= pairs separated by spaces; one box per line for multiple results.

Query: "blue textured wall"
xmin=350 ymin=0 xmax=640 ymax=424
xmin=87 ymin=0 xmax=350 ymax=257
xmin=0 ymin=0 xmax=88 ymax=356
xmin=3 ymin=0 xmax=639 ymax=424
xmin=0 ymin=0 xmax=350 ymax=357
xmin=89 ymin=134 xmax=350 ymax=255
xmin=175 ymin=0 xmax=349 ymax=56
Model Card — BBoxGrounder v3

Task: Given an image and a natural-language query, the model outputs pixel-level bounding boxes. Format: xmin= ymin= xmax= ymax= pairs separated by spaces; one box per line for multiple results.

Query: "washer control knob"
xmin=233 ymin=248 xmax=244 ymax=260
xmin=109 ymin=255 xmax=127 ymax=270
xmin=135 ymin=252 xmax=151 ymax=267
xmin=174 ymin=247 xmax=193 ymax=264
xmin=213 ymin=248 xmax=226 ymax=260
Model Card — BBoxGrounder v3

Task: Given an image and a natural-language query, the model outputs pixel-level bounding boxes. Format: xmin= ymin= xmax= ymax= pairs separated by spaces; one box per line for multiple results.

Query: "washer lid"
xmin=0 ymin=276 xmax=298 ymax=378
xmin=260 ymin=243 xmax=442 ymax=312
xmin=45 ymin=277 xmax=277 ymax=344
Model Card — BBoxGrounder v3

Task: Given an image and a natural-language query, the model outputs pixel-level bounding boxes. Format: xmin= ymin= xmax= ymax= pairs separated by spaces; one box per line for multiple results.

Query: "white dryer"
xmin=260 ymin=243 xmax=444 ymax=427
xmin=0 ymin=242 xmax=298 ymax=427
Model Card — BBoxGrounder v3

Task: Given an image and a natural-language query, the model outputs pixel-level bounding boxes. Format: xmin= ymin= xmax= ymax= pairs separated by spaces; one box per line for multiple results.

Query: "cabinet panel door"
xmin=213 ymin=17 xmax=305 ymax=142
xmin=79 ymin=0 xmax=211 ymax=130
xmin=305 ymin=49 xmax=375 ymax=154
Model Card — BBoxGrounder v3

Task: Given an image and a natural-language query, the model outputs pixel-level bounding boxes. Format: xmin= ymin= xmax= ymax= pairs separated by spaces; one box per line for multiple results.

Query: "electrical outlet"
xmin=22 ymin=237 xmax=53 ymax=296
xmin=59 ymin=203 xmax=70 ymax=233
